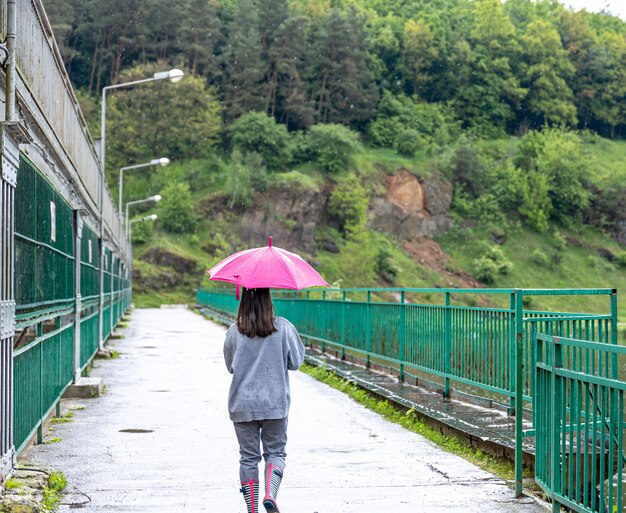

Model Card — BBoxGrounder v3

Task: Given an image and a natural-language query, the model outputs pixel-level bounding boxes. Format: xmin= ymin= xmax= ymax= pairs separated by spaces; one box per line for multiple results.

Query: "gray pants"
xmin=233 ymin=417 xmax=288 ymax=482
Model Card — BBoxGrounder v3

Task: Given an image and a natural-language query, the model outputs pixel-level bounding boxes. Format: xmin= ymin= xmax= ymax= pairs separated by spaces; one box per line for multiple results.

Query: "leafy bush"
xmin=375 ymin=246 xmax=399 ymax=282
xmin=229 ymin=112 xmax=292 ymax=170
xmin=130 ymin=218 xmax=153 ymax=244
xmin=157 ymin=183 xmax=197 ymax=233
xmin=304 ymin=124 xmax=361 ymax=173
xmin=616 ymin=252 xmax=626 ymax=268
xmin=530 ymin=249 xmax=549 ymax=267
xmin=327 ymin=174 xmax=369 ymax=237
xmin=395 ymin=129 xmax=425 ymax=156
xmin=472 ymin=245 xmax=513 ymax=283
xmin=473 ymin=256 xmax=500 ymax=284
xmin=368 ymin=92 xmax=457 ymax=151
xmin=224 ymin=150 xmax=267 ymax=209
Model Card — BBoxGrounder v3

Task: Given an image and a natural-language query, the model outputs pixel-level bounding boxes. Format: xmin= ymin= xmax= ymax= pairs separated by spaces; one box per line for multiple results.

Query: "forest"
xmin=48 ymin=0 xmax=626 ymax=138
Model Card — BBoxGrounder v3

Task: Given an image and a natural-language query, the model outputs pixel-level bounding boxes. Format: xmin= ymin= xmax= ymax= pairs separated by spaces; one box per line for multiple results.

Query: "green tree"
xmin=328 ymin=175 xmax=369 ymax=238
xmin=312 ymin=8 xmax=378 ymax=127
xmin=519 ymin=19 xmax=577 ymax=127
xmin=304 ymin=124 xmax=361 ymax=173
xmin=261 ymin=14 xmax=316 ymax=129
xmin=221 ymin=0 xmax=265 ymax=120
xmin=107 ymin=62 xmax=222 ymax=172
xmin=157 ymin=183 xmax=197 ymax=233
xmin=401 ymin=18 xmax=438 ymax=97
xmin=229 ymin=112 xmax=292 ymax=170
xmin=514 ymin=129 xmax=591 ymax=227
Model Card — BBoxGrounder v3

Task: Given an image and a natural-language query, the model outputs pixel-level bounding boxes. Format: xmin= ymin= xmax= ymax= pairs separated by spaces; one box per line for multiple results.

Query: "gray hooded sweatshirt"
xmin=224 ymin=316 xmax=305 ymax=423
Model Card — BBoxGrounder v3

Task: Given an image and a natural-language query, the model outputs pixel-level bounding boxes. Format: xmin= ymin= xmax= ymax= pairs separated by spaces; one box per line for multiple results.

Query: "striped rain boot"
xmin=240 ymin=479 xmax=259 ymax=513
xmin=262 ymin=464 xmax=283 ymax=513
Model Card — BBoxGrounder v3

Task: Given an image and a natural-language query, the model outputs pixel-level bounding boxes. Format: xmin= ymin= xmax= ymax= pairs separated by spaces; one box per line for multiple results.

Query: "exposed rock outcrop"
xmin=368 ymin=169 xmax=452 ymax=240
xmin=238 ymin=188 xmax=331 ymax=255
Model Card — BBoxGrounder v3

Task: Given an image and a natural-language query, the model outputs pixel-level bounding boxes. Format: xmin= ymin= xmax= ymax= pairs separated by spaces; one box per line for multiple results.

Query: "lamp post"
xmin=98 ymin=68 xmax=183 ymax=348
xmin=125 ymin=195 xmax=162 ymax=238
xmin=118 ymin=157 xmax=169 ymax=224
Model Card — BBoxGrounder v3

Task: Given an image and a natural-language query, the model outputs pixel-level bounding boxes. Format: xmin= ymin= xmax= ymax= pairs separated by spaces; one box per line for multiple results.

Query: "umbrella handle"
xmin=268 ymin=235 xmax=272 ymax=248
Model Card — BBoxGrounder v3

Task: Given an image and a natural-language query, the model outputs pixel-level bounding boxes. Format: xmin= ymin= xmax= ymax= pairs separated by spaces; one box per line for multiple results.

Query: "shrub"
xmin=473 ymin=245 xmax=513 ymax=283
xmin=395 ymin=129 xmax=425 ymax=156
xmin=473 ymin=256 xmax=499 ymax=284
xmin=530 ymin=249 xmax=550 ymax=267
xmin=304 ymin=124 xmax=361 ymax=173
xmin=327 ymin=175 xmax=369 ymax=238
xmin=616 ymin=252 xmax=626 ymax=268
xmin=229 ymin=112 xmax=292 ymax=170
xmin=157 ymin=183 xmax=197 ymax=233
xmin=130 ymin=219 xmax=153 ymax=244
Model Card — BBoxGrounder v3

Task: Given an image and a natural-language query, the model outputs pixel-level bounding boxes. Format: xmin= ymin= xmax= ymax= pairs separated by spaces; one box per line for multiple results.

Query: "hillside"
xmin=129 ymin=137 xmax=626 ymax=323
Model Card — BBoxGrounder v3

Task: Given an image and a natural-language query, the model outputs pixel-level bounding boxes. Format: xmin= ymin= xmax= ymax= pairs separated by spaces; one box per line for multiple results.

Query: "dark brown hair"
xmin=236 ymin=288 xmax=277 ymax=338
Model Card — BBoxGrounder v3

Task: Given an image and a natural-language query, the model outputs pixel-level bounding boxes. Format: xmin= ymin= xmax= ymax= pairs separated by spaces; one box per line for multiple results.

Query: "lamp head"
xmin=151 ymin=195 xmax=162 ymax=202
xmin=168 ymin=69 xmax=184 ymax=83
xmin=149 ymin=214 xmax=158 ymax=221
xmin=150 ymin=157 xmax=170 ymax=167
xmin=153 ymin=69 xmax=184 ymax=83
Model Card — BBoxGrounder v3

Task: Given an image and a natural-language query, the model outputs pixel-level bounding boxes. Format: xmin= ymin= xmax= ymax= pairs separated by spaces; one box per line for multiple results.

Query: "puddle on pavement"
xmin=150 ymin=389 xmax=170 ymax=393
xmin=119 ymin=428 xmax=154 ymax=433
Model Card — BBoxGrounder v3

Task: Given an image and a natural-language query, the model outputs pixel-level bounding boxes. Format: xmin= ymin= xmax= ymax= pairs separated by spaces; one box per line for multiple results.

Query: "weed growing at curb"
xmin=51 ymin=412 xmax=74 ymax=424
xmin=42 ymin=470 xmax=67 ymax=512
xmin=111 ymin=350 xmax=120 ymax=359
xmin=45 ymin=437 xmax=62 ymax=444
xmin=300 ymin=363 xmax=530 ymax=482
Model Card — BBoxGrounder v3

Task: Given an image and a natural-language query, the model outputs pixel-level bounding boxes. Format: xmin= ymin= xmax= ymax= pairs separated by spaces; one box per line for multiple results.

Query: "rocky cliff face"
xmin=206 ymin=169 xmax=453 ymax=256
xmin=368 ymin=169 xmax=452 ymax=240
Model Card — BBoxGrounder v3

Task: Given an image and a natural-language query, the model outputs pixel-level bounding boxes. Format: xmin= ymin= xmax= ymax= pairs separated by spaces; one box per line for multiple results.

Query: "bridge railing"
xmin=535 ymin=334 xmax=626 ymax=513
xmin=196 ymin=286 xmax=617 ymax=496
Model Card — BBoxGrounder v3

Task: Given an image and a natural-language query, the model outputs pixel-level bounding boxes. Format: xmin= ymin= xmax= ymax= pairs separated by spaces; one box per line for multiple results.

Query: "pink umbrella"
xmin=207 ymin=236 xmax=329 ymax=299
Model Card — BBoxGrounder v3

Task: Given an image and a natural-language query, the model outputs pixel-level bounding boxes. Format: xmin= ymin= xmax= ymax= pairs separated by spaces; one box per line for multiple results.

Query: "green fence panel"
xmin=80 ymin=309 xmax=100 ymax=368
xmin=535 ymin=334 xmax=626 ymax=513
xmin=15 ymin=157 xmax=75 ymax=311
xmin=13 ymin=323 xmax=74 ymax=453
xmin=81 ymin=224 xmax=100 ymax=300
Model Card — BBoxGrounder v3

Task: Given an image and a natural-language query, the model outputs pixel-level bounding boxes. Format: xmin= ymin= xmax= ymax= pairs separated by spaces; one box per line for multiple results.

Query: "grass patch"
xmin=4 ymin=478 xmax=20 ymax=490
xmin=111 ymin=350 xmax=120 ymax=359
xmin=42 ymin=470 xmax=67 ymax=513
xmin=51 ymin=412 xmax=73 ymax=424
xmin=44 ymin=437 xmax=62 ymax=444
xmin=300 ymin=363 xmax=530 ymax=481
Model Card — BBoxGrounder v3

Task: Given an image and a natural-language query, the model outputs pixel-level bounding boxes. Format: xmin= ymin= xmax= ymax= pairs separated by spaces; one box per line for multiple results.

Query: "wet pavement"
xmin=23 ymin=308 xmax=547 ymax=512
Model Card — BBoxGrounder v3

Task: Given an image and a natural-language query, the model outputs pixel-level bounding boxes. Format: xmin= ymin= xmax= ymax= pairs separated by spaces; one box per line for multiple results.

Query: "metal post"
xmin=514 ymin=290 xmax=524 ymax=497
xmin=399 ymin=290 xmax=405 ymax=382
xmin=366 ymin=290 xmax=371 ymax=369
xmin=73 ymin=212 xmax=83 ymax=382
xmin=549 ymin=338 xmax=563 ymax=512
xmin=444 ymin=292 xmax=451 ymax=398
xmin=610 ymin=290 xmax=618 ymax=379
xmin=109 ymin=254 xmax=115 ymax=335
xmin=340 ymin=291 xmax=346 ymax=360
xmin=98 ymin=88 xmax=106 ymax=350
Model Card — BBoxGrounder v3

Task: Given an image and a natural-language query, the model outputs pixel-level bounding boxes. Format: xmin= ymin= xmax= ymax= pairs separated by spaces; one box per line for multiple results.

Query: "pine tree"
xmin=221 ymin=0 xmax=265 ymax=121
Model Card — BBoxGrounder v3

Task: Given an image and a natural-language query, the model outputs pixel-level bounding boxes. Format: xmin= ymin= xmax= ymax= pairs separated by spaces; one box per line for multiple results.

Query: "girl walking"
xmin=224 ymin=287 xmax=305 ymax=513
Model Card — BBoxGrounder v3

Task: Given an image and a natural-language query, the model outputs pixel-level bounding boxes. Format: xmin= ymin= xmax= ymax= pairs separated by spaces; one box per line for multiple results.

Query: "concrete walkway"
xmin=23 ymin=308 xmax=547 ymax=512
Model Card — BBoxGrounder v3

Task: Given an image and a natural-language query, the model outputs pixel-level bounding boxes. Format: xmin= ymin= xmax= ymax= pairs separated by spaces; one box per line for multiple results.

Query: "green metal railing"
xmin=536 ymin=334 xmax=626 ymax=513
xmin=12 ymin=156 xmax=131 ymax=454
xmin=196 ymin=286 xmax=618 ymax=497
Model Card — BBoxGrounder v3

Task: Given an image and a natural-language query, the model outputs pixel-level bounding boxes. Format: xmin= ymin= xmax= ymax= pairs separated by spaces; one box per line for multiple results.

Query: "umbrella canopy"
xmin=207 ymin=236 xmax=328 ymax=298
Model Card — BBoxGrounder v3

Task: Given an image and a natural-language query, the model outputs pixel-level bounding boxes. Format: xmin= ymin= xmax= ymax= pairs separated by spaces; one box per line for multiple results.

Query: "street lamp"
xmin=125 ymin=195 xmax=162 ymax=238
xmin=129 ymin=214 xmax=158 ymax=242
xmin=118 ymin=157 xmax=169 ymax=223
